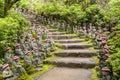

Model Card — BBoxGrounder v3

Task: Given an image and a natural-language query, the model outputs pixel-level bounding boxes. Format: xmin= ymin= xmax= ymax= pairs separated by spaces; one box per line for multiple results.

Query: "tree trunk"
xmin=4 ymin=0 xmax=20 ymax=17
xmin=4 ymin=0 xmax=8 ymax=17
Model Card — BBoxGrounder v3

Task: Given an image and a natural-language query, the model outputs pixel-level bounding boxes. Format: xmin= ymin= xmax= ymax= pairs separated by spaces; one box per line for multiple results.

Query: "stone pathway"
xmin=36 ymin=28 xmax=98 ymax=80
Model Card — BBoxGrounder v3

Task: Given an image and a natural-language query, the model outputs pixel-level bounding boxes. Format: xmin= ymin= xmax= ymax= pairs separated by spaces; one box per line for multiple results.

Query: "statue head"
xmin=13 ymin=56 xmax=19 ymax=61
xmin=25 ymin=50 xmax=30 ymax=55
xmin=2 ymin=64 xmax=9 ymax=71
xmin=101 ymin=40 xmax=107 ymax=45
xmin=7 ymin=47 xmax=11 ymax=51
xmin=32 ymin=38 xmax=36 ymax=41
xmin=33 ymin=47 xmax=38 ymax=51
xmin=103 ymin=45 xmax=109 ymax=50
xmin=16 ymin=43 xmax=20 ymax=47
xmin=101 ymin=67 xmax=111 ymax=75
xmin=24 ymin=41 xmax=29 ymax=44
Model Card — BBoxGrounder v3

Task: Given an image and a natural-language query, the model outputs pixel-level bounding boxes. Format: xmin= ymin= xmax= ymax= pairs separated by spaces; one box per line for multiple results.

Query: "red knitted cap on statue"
xmin=104 ymin=53 xmax=109 ymax=58
xmin=101 ymin=41 xmax=107 ymax=45
xmin=95 ymin=32 xmax=99 ymax=35
xmin=16 ymin=43 xmax=20 ymax=47
xmin=13 ymin=56 xmax=19 ymax=60
xmin=2 ymin=64 xmax=9 ymax=70
xmin=102 ymin=67 xmax=110 ymax=72
xmin=24 ymin=41 xmax=29 ymax=44
xmin=32 ymin=38 xmax=35 ymax=41
xmin=33 ymin=47 xmax=38 ymax=51
xmin=25 ymin=50 xmax=30 ymax=55
xmin=104 ymin=45 xmax=109 ymax=50
xmin=7 ymin=47 xmax=11 ymax=50
xmin=104 ymin=48 xmax=109 ymax=53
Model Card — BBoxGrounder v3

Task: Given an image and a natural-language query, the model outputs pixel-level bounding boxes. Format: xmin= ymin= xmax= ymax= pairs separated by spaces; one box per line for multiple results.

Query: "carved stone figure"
xmin=24 ymin=50 xmax=32 ymax=67
xmin=2 ymin=64 xmax=14 ymax=80
xmin=30 ymin=38 xmax=38 ymax=49
xmin=15 ymin=43 xmax=24 ymax=58
xmin=32 ymin=48 xmax=43 ymax=71
xmin=4 ymin=47 xmax=14 ymax=65
xmin=13 ymin=56 xmax=25 ymax=77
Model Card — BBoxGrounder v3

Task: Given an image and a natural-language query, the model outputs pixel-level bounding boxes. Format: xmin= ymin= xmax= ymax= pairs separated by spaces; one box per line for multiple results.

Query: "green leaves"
xmin=18 ymin=0 xmax=30 ymax=9
xmin=0 ymin=11 xmax=29 ymax=57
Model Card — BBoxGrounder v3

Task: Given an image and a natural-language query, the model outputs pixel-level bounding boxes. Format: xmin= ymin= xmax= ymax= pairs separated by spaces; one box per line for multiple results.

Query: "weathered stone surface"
xmin=55 ymin=39 xmax=83 ymax=43
xmin=52 ymin=32 xmax=66 ymax=35
xmin=48 ymin=29 xmax=57 ymax=32
xmin=52 ymin=35 xmax=77 ymax=40
xmin=59 ymin=43 xmax=92 ymax=49
xmin=55 ymin=49 xmax=99 ymax=57
xmin=45 ymin=57 xmax=95 ymax=68
xmin=35 ymin=67 xmax=92 ymax=80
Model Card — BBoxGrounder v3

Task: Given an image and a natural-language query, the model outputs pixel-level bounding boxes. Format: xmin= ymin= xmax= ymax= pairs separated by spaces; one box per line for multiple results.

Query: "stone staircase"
xmin=36 ymin=28 xmax=98 ymax=80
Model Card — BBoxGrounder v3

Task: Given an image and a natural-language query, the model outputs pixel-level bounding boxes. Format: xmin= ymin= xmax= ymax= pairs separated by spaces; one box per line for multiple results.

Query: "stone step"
xmin=48 ymin=29 xmax=57 ymax=32
xmin=55 ymin=39 xmax=83 ymax=43
xmin=52 ymin=35 xmax=77 ymax=40
xmin=59 ymin=43 xmax=92 ymax=49
xmin=45 ymin=57 xmax=95 ymax=68
xmin=55 ymin=50 xmax=98 ymax=57
xmin=52 ymin=32 xmax=66 ymax=35
xmin=35 ymin=67 xmax=92 ymax=80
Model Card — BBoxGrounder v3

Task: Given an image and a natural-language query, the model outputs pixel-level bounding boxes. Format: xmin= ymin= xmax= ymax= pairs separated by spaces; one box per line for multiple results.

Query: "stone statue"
xmin=30 ymin=38 xmax=38 ymax=49
xmin=2 ymin=64 xmax=15 ymax=80
xmin=23 ymin=41 xmax=31 ymax=50
xmin=15 ymin=43 xmax=24 ymax=58
xmin=36 ymin=36 xmax=42 ymax=49
xmin=101 ymin=67 xmax=111 ymax=80
xmin=43 ymin=40 xmax=51 ymax=57
xmin=47 ymin=33 xmax=54 ymax=49
xmin=24 ymin=50 xmax=32 ymax=67
xmin=13 ymin=56 xmax=25 ymax=77
xmin=32 ymin=48 xmax=43 ymax=71
xmin=4 ymin=47 xmax=14 ymax=65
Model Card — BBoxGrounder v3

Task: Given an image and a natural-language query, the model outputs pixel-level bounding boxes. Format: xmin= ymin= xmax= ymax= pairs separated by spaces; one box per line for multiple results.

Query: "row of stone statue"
xmin=93 ymin=31 xmax=114 ymax=80
xmin=0 ymin=24 xmax=54 ymax=80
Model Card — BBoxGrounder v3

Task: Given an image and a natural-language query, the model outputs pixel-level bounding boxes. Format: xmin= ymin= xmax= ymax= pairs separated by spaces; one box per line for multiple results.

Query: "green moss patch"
xmin=91 ymin=69 xmax=98 ymax=80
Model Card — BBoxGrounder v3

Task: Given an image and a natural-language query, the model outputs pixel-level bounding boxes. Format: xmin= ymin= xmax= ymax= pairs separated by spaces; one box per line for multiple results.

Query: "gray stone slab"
xmin=59 ymin=43 xmax=92 ymax=49
xmin=52 ymin=32 xmax=66 ymax=35
xmin=48 ymin=29 xmax=57 ymax=32
xmin=52 ymin=35 xmax=76 ymax=40
xmin=46 ymin=57 xmax=95 ymax=68
xmin=55 ymin=49 xmax=99 ymax=57
xmin=35 ymin=67 xmax=92 ymax=80
xmin=55 ymin=39 xmax=83 ymax=43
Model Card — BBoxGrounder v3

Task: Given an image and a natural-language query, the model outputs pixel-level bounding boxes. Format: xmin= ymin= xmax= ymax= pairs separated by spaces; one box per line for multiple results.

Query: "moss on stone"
xmin=0 ymin=73 xmax=3 ymax=80
xmin=29 ymin=64 xmax=55 ymax=80
xmin=91 ymin=69 xmax=98 ymax=80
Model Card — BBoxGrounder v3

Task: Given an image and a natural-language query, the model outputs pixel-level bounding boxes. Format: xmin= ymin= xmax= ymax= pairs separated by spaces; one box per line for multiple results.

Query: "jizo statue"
xmin=13 ymin=56 xmax=25 ymax=77
xmin=2 ymin=64 xmax=14 ymax=80
xmin=43 ymin=39 xmax=51 ymax=57
xmin=30 ymin=38 xmax=38 ymax=49
xmin=32 ymin=47 xmax=43 ymax=68
xmin=24 ymin=50 xmax=32 ymax=67
xmin=4 ymin=47 xmax=14 ymax=65
xmin=36 ymin=36 xmax=42 ymax=49
xmin=23 ymin=41 xmax=31 ymax=50
xmin=15 ymin=43 xmax=24 ymax=58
